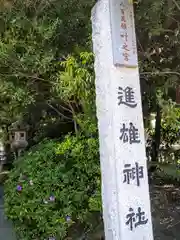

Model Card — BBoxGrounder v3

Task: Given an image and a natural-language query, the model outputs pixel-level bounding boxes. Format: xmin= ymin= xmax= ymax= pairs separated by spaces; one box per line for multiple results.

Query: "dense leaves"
xmin=4 ymin=135 xmax=101 ymax=240
xmin=0 ymin=0 xmax=95 ymax=134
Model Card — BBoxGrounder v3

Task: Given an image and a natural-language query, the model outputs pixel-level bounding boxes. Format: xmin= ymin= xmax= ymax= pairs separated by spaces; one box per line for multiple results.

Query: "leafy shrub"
xmin=4 ymin=135 xmax=101 ymax=240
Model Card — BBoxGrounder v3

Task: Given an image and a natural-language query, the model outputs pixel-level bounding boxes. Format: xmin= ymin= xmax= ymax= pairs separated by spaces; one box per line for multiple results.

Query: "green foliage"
xmin=53 ymin=52 xmax=96 ymax=118
xmin=57 ymin=52 xmax=94 ymax=103
xmin=156 ymin=87 xmax=180 ymax=130
xmin=4 ymin=135 xmax=101 ymax=240
xmin=0 ymin=0 xmax=95 ymax=134
xmin=76 ymin=114 xmax=98 ymax=137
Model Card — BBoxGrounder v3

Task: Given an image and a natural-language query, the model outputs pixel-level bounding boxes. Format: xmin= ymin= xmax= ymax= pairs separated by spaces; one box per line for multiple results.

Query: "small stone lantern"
xmin=0 ymin=142 xmax=6 ymax=166
xmin=10 ymin=122 xmax=28 ymax=158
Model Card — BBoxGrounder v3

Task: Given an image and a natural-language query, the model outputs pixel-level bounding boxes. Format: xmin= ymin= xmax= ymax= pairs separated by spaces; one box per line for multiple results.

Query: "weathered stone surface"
xmin=91 ymin=0 xmax=153 ymax=239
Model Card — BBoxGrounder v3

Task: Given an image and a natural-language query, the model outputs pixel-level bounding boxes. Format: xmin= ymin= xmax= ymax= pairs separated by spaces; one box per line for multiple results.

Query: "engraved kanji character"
xmin=123 ymin=162 xmax=144 ymax=186
xmin=123 ymin=52 xmax=129 ymax=61
xmin=120 ymin=32 xmax=128 ymax=41
xmin=121 ymin=15 xmax=126 ymax=22
xmin=122 ymin=42 xmax=130 ymax=52
xmin=126 ymin=207 xmax=148 ymax=231
xmin=121 ymin=22 xmax=127 ymax=30
xmin=119 ymin=123 xmax=140 ymax=144
xmin=118 ymin=86 xmax=137 ymax=108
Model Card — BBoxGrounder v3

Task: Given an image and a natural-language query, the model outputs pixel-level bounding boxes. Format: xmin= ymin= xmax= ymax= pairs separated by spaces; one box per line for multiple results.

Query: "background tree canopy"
xmin=0 ymin=0 xmax=96 ymax=144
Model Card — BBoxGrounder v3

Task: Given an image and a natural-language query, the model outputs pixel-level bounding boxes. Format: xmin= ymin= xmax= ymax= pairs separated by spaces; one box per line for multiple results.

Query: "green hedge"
xmin=4 ymin=135 xmax=101 ymax=240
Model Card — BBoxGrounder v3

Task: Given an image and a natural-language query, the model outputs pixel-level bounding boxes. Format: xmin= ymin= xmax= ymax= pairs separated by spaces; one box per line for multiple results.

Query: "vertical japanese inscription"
xmin=92 ymin=0 xmax=153 ymax=237
xmin=113 ymin=3 xmax=152 ymax=236
xmin=110 ymin=0 xmax=138 ymax=66
xmin=117 ymin=85 xmax=140 ymax=143
xmin=126 ymin=207 xmax=148 ymax=231
xmin=120 ymin=2 xmax=130 ymax=62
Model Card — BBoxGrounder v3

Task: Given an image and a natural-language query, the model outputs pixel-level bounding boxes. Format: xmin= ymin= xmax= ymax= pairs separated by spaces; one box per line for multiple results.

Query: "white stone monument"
xmin=91 ymin=0 xmax=154 ymax=239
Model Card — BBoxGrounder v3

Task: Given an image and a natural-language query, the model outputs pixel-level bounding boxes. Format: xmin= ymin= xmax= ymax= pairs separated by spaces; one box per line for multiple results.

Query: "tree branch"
xmin=68 ymin=101 xmax=78 ymax=134
xmin=58 ymin=104 xmax=73 ymax=114
xmin=0 ymin=73 xmax=49 ymax=83
xmin=46 ymin=103 xmax=72 ymax=120
xmin=140 ymin=71 xmax=180 ymax=77
xmin=172 ymin=0 xmax=180 ymax=11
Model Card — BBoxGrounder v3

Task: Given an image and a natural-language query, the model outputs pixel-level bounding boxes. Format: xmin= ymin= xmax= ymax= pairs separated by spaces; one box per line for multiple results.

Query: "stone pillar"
xmin=91 ymin=0 xmax=154 ymax=239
